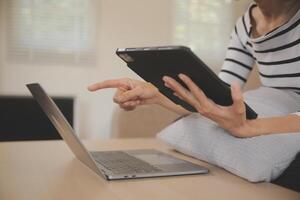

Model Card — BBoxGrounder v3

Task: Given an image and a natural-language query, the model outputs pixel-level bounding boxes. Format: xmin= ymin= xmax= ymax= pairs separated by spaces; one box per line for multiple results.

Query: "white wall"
xmin=0 ymin=0 xmax=251 ymax=139
xmin=0 ymin=0 xmax=174 ymax=138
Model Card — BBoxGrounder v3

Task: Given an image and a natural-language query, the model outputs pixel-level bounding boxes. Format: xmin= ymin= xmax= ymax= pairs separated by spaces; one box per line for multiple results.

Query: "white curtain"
xmin=6 ymin=0 xmax=97 ymax=65
xmin=173 ymin=0 xmax=251 ymax=71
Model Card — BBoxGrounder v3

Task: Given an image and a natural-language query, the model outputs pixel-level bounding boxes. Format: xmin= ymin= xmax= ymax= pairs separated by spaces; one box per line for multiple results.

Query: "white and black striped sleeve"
xmin=218 ymin=27 xmax=255 ymax=88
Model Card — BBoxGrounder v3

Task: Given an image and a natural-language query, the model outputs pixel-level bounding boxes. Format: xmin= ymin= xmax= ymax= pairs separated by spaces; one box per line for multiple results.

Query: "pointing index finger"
xmin=87 ymin=79 xmax=130 ymax=91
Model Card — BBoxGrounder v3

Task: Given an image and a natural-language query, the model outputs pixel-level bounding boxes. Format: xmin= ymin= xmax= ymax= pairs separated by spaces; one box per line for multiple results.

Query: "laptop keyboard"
xmin=91 ymin=151 xmax=162 ymax=174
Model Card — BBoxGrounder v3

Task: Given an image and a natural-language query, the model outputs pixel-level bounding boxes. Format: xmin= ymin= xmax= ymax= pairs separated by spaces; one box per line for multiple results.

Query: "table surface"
xmin=0 ymin=138 xmax=299 ymax=200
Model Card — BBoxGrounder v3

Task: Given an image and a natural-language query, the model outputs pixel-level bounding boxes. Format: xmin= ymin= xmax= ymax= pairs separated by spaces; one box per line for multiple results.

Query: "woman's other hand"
xmin=88 ymin=78 xmax=161 ymax=111
xmin=163 ymin=74 xmax=255 ymax=137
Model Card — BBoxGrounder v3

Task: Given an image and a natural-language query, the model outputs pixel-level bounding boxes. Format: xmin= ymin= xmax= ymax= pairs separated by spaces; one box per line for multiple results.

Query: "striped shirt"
xmin=218 ymin=3 xmax=300 ymax=116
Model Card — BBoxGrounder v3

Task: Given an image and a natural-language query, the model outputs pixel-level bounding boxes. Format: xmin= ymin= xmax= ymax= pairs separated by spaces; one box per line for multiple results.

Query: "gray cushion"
xmin=157 ymin=87 xmax=300 ymax=182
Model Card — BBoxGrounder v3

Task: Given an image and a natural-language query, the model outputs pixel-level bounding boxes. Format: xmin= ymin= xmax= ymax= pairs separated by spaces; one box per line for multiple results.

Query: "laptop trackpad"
xmin=126 ymin=150 xmax=207 ymax=173
xmin=133 ymin=153 xmax=202 ymax=172
xmin=133 ymin=153 xmax=186 ymax=165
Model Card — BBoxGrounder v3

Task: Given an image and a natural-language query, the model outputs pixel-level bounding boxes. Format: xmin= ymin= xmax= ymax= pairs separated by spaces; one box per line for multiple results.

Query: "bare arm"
xmin=156 ymin=92 xmax=191 ymax=116
xmin=247 ymin=114 xmax=300 ymax=137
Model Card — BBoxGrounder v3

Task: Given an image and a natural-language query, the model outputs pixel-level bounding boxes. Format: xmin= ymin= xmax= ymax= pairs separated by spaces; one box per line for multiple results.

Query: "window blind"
xmin=6 ymin=0 xmax=97 ymax=65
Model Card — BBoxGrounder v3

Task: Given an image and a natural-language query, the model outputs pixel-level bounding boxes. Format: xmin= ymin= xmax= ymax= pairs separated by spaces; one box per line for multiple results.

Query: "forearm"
xmin=156 ymin=93 xmax=191 ymax=116
xmin=246 ymin=114 xmax=300 ymax=137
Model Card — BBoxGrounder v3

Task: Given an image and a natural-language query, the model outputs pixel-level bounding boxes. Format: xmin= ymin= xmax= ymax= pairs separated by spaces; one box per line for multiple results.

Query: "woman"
xmin=88 ymin=0 xmax=300 ymax=138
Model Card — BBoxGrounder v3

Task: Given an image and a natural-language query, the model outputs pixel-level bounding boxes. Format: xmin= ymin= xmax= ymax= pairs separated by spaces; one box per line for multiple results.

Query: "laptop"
xmin=26 ymin=83 xmax=208 ymax=180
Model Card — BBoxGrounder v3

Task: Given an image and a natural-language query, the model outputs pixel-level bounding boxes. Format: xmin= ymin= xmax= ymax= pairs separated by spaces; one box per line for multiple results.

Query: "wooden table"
xmin=0 ymin=138 xmax=299 ymax=200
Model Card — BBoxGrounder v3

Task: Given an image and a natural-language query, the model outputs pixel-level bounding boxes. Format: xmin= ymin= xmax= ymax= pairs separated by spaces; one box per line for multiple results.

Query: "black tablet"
xmin=116 ymin=46 xmax=258 ymax=120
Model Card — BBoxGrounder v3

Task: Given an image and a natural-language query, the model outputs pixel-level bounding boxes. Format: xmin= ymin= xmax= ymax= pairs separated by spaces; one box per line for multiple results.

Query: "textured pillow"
xmin=157 ymin=87 xmax=300 ymax=182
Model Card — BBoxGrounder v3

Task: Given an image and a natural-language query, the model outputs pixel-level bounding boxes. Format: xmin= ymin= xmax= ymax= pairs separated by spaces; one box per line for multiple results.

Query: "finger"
xmin=164 ymin=82 xmax=171 ymax=88
xmin=178 ymin=74 xmax=213 ymax=113
xmin=120 ymin=104 xmax=136 ymax=111
xmin=163 ymin=76 xmax=197 ymax=106
xmin=87 ymin=79 xmax=130 ymax=91
xmin=163 ymin=76 xmax=190 ymax=97
xmin=231 ymin=81 xmax=245 ymax=115
xmin=118 ymin=87 xmax=143 ymax=103
xmin=120 ymin=100 xmax=140 ymax=110
xmin=173 ymin=92 xmax=183 ymax=100
xmin=113 ymin=89 xmax=126 ymax=103
xmin=123 ymin=100 xmax=140 ymax=107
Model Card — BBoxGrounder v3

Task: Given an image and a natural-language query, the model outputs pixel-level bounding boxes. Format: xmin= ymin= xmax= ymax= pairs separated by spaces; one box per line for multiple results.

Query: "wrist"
xmin=156 ymin=92 xmax=191 ymax=116
xmin=246 ymin=119 xmax=263 ymax=136
xmin=242 ymin=119 xmax=274 ymax=137
xmin=155 ymin=92 xmax=171 ymax=107
xmin=228 ymin=119 xmax=261 ymax=138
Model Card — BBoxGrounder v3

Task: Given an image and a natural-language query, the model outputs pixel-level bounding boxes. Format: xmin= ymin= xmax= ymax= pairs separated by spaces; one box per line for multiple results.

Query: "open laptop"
xmin=26 ymin=83 xmax=208 ymax=180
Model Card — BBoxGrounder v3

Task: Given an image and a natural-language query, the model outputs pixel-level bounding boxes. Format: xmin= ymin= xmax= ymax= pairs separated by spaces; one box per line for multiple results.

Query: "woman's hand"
xmin=88 ymin=78 xmax=161 ymax=111
xmin=163 ymin=74 xmax=255 ymax=137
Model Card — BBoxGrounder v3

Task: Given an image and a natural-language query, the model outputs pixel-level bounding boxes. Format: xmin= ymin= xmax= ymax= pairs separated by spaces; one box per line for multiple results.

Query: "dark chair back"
xmin=0 ymin=96 xmax=74 ymax=141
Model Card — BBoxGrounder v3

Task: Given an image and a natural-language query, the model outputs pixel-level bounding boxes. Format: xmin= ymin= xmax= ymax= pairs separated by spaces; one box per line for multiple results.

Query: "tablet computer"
xmin=116 ymin=46 xmax=258 ymax=120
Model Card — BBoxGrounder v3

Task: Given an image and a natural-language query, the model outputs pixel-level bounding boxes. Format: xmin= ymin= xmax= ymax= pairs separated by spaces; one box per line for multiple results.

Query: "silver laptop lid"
xmin=26 ymin=83 xmax=105 ymax=178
